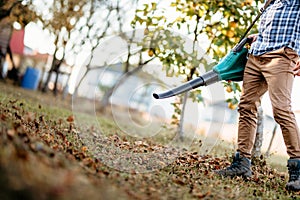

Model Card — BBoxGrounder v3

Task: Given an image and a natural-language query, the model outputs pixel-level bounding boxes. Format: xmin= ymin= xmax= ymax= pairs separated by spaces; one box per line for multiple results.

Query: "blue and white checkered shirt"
xmin=249 ymin=0 xmax=300 ymax=56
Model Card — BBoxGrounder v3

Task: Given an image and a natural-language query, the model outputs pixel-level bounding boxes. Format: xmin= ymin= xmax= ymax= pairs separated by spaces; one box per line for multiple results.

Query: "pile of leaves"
xmin=0 ymin=98 xmax=127 ymax=200
xmin=0 ymin=85 xmax=300 ymax=199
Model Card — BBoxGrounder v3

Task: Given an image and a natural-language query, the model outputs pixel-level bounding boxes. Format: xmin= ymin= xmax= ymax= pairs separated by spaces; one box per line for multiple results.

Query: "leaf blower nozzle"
xmin=153 ymin=37 xmax=252 ymax=99
xmin=152 ymin=70 xmax=219 ymax=99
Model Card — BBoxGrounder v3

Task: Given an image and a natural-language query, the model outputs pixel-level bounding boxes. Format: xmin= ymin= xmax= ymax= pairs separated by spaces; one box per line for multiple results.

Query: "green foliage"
xmin=171 ymin=101 xmax=181 ymax=125
xmin=134 ymin=0 xmax=262 ymax=60
xmin=223 ymin=80 xmax=241 ymax=94
xmin=189 ymin=89 xmax=204 ymax=103
xmin=0 ymin=0 xmax=37 ymax=26
xmin=141 ymin=27 xmax=207 ymax=79
xmin=132 ymin=0 xmax=263 ymax=117
xmin=35 ymin=0 xmax=87 ymax=45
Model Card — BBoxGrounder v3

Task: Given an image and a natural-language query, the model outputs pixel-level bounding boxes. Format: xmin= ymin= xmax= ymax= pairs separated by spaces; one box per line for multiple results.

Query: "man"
xmin=215 ymin=0 xmax=300 ymax=191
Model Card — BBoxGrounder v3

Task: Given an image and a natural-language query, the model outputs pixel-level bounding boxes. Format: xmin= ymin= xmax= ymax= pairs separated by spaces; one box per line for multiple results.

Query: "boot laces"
xmin=289 ymin=167 xmax=300 ymax=182
xmin=227 ymin=157 xmax=242 ymax=171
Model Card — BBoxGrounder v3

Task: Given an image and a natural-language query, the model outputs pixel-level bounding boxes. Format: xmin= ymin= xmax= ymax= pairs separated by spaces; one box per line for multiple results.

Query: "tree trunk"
xmin=53 ymin=71 xmax=60 ymax=96
xmin=62 ymin=74 xmax=71 ymax=100
xmin=41 ymin=60 xmax=55 ymax=92
xmin=73 ymin=67 xmax=89 ymax=99
xmin=178 ymin=92 xmax=188 ymax=140
xmin=0 ymin=53 xmax=4 ymax=80
xmin=53 ymin=59 xmax=63 ymax=96
xmin=251 ymin=105 xmax=264 ymax=158
xmin=266 ymin=123 xmax=278 ymax=157
xmin=41 ymin=37 xmax=59 ymax=93
xmin=6 ymin=45 xmax=19 ymax=84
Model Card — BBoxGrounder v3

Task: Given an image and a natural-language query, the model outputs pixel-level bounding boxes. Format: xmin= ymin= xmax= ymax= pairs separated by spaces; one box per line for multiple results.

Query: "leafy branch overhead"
xmin=132 ymin=0 xmax=262 ymax=108
xmin=0 ymin=0 xmax=36 ymax=26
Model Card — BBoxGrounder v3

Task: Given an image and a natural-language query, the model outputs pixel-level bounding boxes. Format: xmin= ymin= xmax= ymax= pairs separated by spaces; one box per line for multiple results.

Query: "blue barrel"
xmin=21 ymin=67 xmax=41 ymax=90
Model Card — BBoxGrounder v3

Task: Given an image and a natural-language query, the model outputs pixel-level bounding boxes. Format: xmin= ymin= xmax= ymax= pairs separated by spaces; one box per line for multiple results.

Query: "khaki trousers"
xmin=237 ymin=47 xmax=300 ymax=159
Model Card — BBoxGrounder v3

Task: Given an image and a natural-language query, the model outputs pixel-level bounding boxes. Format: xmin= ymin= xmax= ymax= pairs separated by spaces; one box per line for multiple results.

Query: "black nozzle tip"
xmin=153 ymin=93 xmax=159 ymax=99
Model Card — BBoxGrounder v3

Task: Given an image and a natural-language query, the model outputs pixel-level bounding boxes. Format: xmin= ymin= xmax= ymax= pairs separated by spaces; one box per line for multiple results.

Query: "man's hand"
xmin=293 ymin=58 xmax=300 ymax=76
xmin=247 ymin=34 xmax=258 ymax=44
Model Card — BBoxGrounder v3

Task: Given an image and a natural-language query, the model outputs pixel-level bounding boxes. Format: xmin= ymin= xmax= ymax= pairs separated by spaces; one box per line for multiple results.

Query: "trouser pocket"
xmin=283 ymin=47 xmax=299 ymax=64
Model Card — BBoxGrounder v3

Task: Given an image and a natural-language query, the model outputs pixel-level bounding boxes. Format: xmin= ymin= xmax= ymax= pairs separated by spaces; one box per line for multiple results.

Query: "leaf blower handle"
xmin=232 ymin=37 xmax=253 ymax=53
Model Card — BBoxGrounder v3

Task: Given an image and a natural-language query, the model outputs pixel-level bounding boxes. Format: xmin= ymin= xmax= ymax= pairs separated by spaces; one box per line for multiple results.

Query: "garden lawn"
xmin=0 ymin=82 xmax=299 ymax=200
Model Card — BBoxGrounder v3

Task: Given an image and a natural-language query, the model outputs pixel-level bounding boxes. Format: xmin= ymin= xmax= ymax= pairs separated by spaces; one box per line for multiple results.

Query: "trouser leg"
xmin=237 ymin=55 xmax=268 ymax=159
xmin=263 ymin=48 xmax=300 ymax=158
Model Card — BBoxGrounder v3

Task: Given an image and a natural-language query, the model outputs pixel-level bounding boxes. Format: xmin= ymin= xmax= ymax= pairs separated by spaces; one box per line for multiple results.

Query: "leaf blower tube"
xmin=152 ymin=37 xmax=252 ymax=99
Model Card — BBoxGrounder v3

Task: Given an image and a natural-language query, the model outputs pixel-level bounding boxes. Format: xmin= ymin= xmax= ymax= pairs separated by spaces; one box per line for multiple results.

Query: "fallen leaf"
xmin=193 ymin=191 xmax=210 ymax=199
xmin=7 ymin=129 xmax=15 ymax=138
xmin=81 ymin=146 xmax=88 ymax=152
xmin=66 ymin=115 xmax=75 ymax=123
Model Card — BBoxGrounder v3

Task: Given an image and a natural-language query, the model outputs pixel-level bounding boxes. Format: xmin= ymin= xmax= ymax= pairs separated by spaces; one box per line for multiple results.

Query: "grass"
xmin=0 ymin=81 xmax=299 ymax=199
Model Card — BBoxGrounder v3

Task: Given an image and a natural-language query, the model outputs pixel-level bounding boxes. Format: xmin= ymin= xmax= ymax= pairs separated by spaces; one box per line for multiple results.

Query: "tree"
xmin=26 ymin=0 xmax=123 ymax=95
xmin=26 ymin=0 xmax=151 ymax=101
xmin=0 ymin=0 xmax=36 ymax=81
xmin=72 ymin=0 xmax=159 ymax=112
xmin=97 ymin=21 xmax=156 ymax=111
xmin=0 ymin=0 xmax=22 ymax=20
xmin=73 ymin=0 xmax=130 ymax=98
xmin=27 ymin=0 xmax=88 ymax=94
xmin=132 ymin=0 xmax=264 ymax=142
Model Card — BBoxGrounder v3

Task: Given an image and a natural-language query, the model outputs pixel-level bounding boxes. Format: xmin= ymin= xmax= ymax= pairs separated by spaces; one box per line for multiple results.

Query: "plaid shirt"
xmin=250 ymin=0 xmax=300 ymax=56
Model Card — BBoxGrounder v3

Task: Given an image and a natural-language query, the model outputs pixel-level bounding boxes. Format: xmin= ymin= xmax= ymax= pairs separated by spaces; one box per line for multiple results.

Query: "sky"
xmin=23 ymin=22 xmax=55 ymax=54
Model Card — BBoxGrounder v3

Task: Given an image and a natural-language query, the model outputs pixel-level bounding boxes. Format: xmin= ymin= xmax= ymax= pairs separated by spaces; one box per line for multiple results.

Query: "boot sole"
xmin=286 ymin=185 xmax=300 ymax=191
xmin=214 ymin=170 xmax=252 ymax=179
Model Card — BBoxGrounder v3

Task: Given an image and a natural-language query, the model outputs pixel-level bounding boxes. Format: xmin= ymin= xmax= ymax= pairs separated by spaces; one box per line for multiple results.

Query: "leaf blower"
xmin=152 ymin=0 xmax=275 ymax=100
xmin=152 ymin=37 xmax=252 ymax=99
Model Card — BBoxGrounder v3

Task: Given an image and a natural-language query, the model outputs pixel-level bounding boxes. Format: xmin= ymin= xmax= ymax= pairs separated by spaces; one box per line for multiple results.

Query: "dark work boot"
xmin=215 ymin=152 xmax=252 ymax=178
xmin=286 ymin=159 xmax=300 ymax=191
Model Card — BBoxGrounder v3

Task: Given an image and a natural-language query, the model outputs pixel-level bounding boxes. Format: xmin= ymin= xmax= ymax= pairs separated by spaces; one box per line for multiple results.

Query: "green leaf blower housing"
xmin=213 ymin=47 xmax=248 ymax=81
xmin=153 ymin=37 xmax=252 ymax=99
